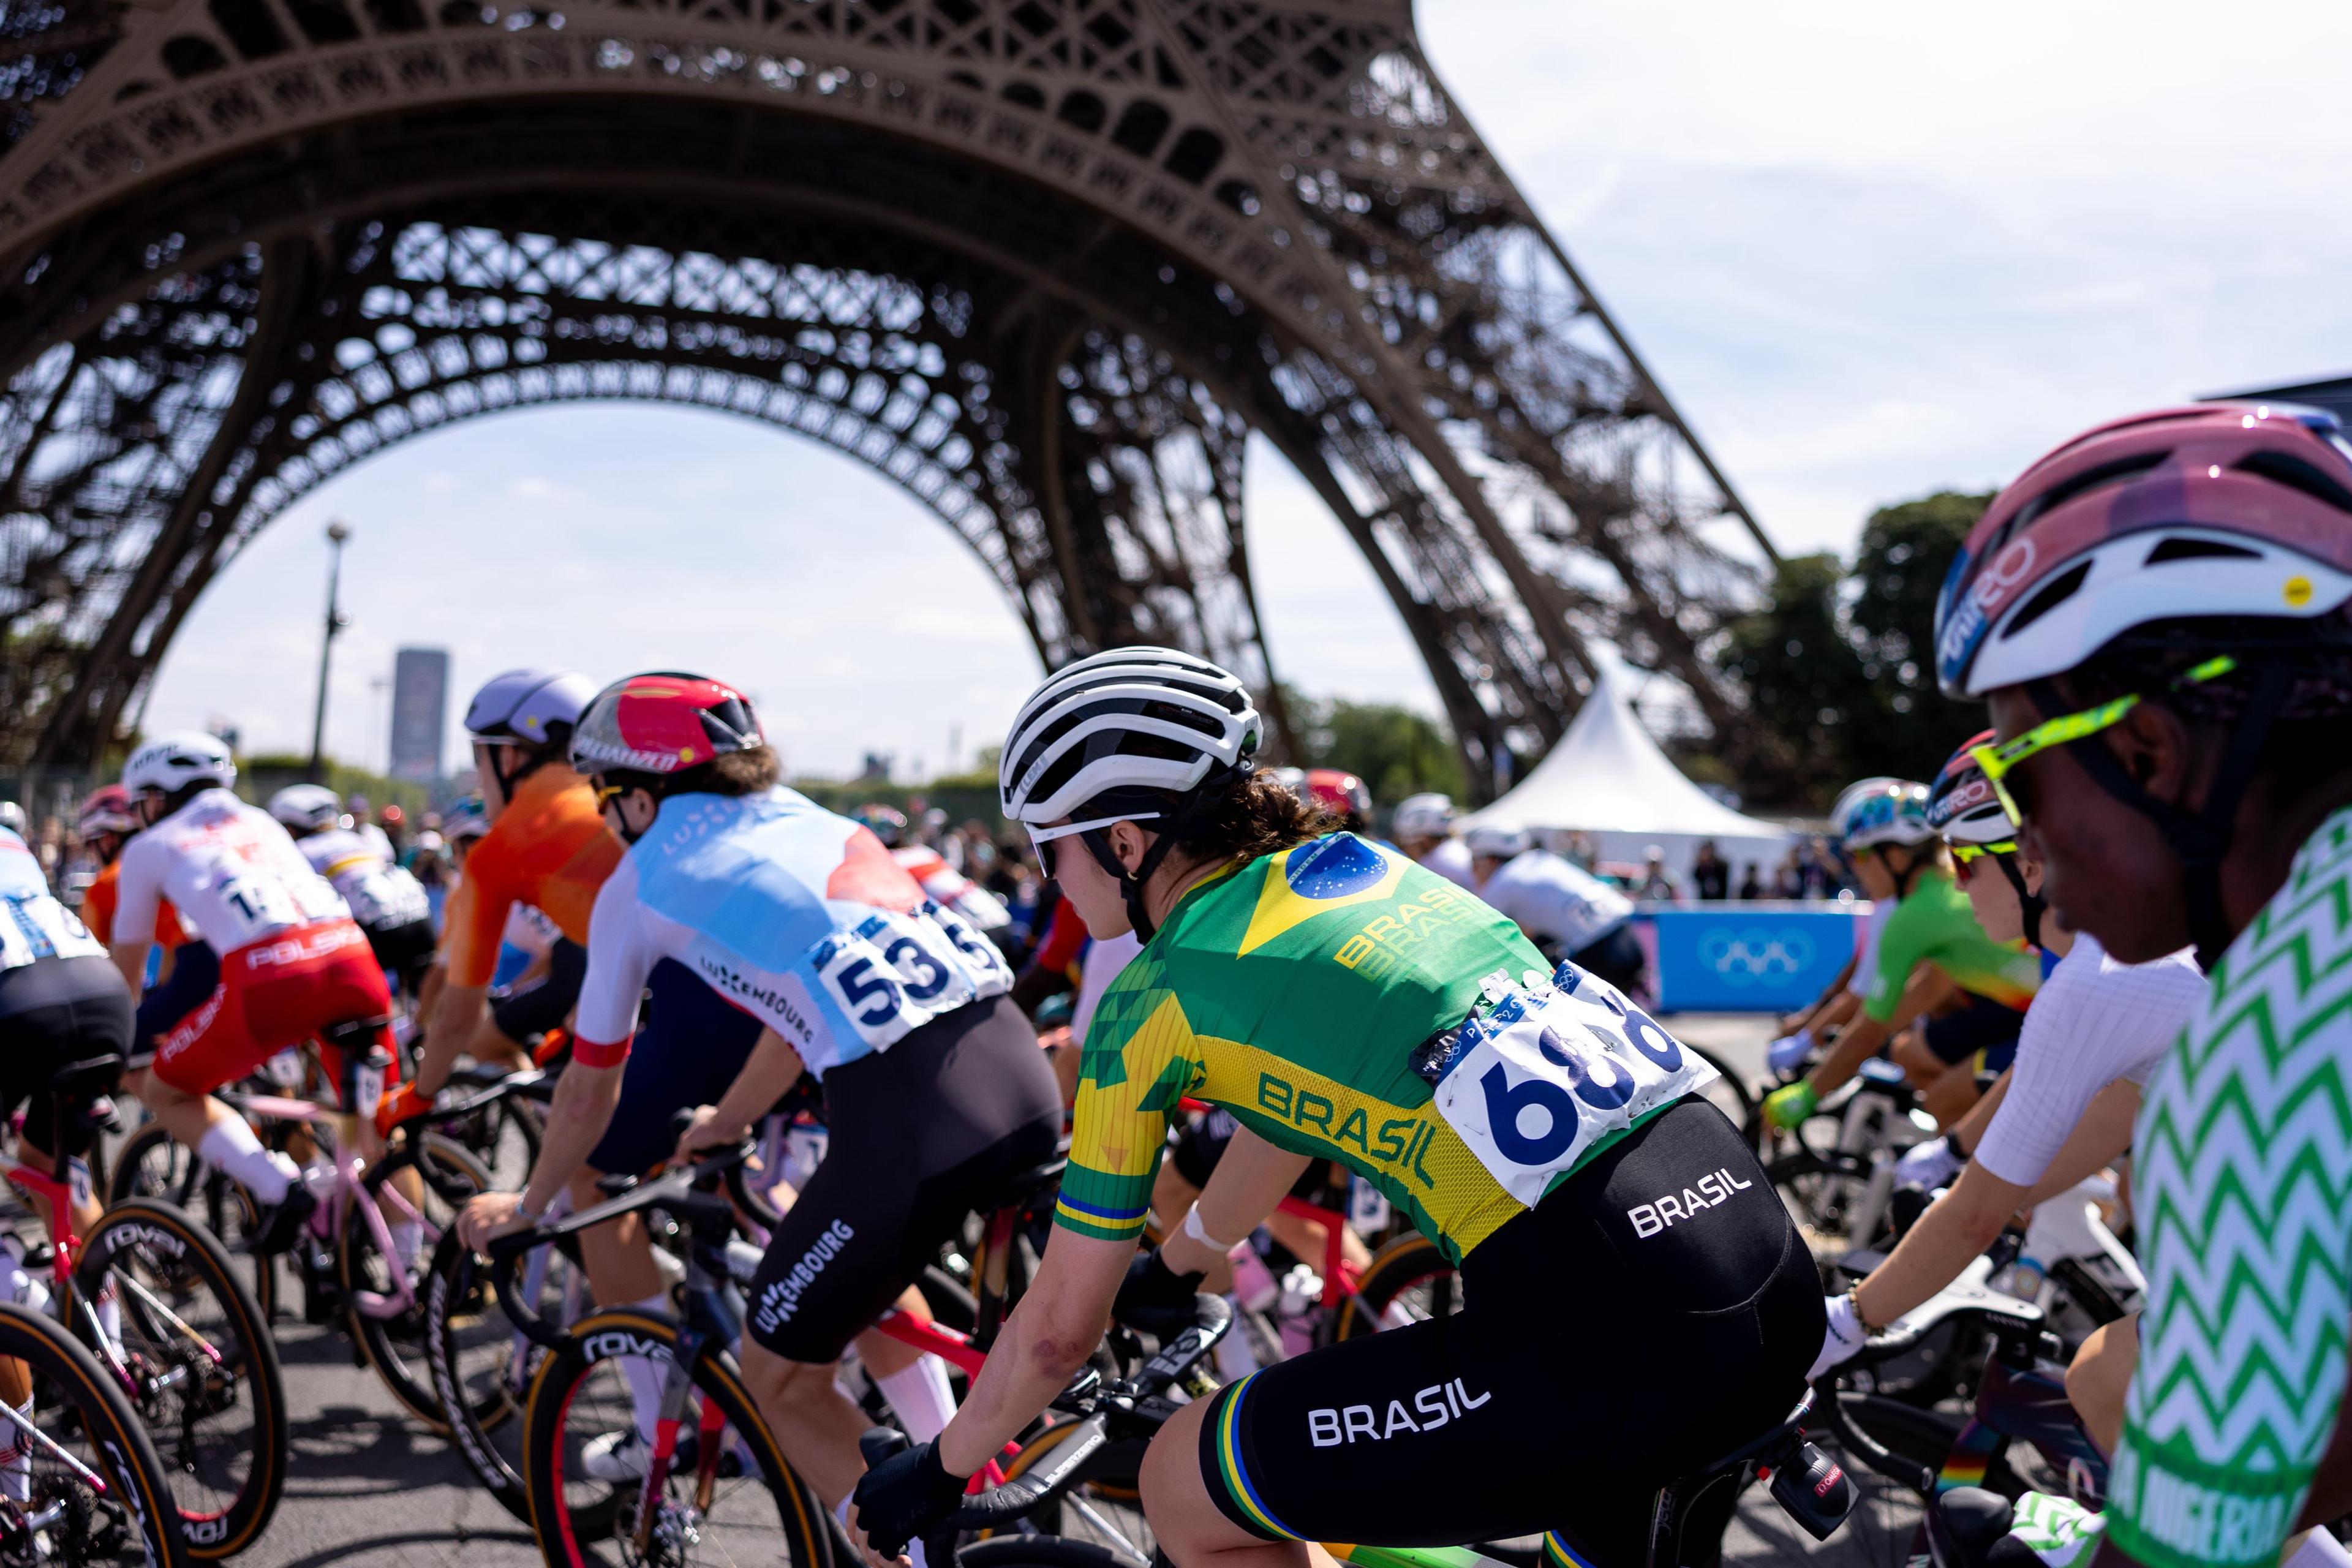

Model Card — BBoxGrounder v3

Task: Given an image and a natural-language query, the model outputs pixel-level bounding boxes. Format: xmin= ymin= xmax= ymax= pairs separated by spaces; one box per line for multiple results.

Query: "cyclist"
xmin=108 ymin=733 xmax=393 ymax=1250
xmin=0 ymin=818 xmax=130 ymax=1266
xmin=269 ymin=784 xmax=437 ymax=1003
xmin=1463 ymin=823 xmax=1646 ymax=994
xmin=462 ymin=671 xmax=1060 ymax=1516
xmin=1392 ymin=791 xmax=1476 ymax=889
xmin=1762 ymin=779 xmax=2041 ymax=1131
xmin=1930 ymin=403 xmax=2352 ymax=1568
xmin=402 ymin=668 xmax=609 ymax=1104
xmin=72 ymin=785 xmax=197 ymax=970
xmin=891 ymin=835 xmax=1014 ymax=940
xmin=853 ymin=804 xmax=910 ymax=848
xmin=1765 ymin=780 xmax=1906 ymax=1074
xmin=851 ymin=647 xmax=1819 ymax=1568
xmin=1809 ymin=734 xmax=2201 ymax=1382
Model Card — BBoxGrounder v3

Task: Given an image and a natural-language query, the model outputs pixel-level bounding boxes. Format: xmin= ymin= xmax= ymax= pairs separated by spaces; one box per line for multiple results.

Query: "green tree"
xmin=1282 ymin=686 xmax=1466 ymax=804
xmin=1850 ymin=490 xmax=1990 ymax=780
xmin=1716 ymin=552 xmax=1874 ymax=807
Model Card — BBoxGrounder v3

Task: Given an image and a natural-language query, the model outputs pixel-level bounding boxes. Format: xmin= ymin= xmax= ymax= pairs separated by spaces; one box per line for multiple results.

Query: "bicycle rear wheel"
xmin=522 ymin=1308 xmax=829 ymax=1568
xmin=1330 ymin=1232 xmax=1459 ymax=1340
xmin=76 ymin=1199 xmax=287 ymax=1559
xmin=0 ymin=1300 xmax=190 ymax=1568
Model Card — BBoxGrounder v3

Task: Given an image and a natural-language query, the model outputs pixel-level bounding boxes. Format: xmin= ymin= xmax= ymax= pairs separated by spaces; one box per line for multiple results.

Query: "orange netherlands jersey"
xmin=440 ymin=765 xmax=622 ymax=989
xmin=82 ymin=859 xmax=192 ymax=950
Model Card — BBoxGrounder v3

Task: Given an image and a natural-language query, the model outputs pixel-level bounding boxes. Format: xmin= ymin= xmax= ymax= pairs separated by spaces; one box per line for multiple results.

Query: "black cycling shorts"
xmin=365 ymin=918 xmax=438 ymax=1000
xmin=1197 ymin=1097 xmax=1821 ymax=1564
xmin=489 ymin=937 xmax=587 ymax=1042
xmin=132 ymin=939 xmax=219 ymax=1053
xmin=1922 ymin=993 xmax=2025 ymax=1074
xmin=584 ymin=959 xmax=765 ymax=1177
xmin=0 ymin=956 xmax=133 ymax=1161
xmin=745 ymin=995 xmax=1061 ymax=1364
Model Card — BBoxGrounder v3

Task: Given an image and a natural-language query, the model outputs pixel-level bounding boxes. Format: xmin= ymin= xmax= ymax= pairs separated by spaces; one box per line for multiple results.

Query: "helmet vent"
xmin=2011 ymin=453 xmax=2167 ymax=532
xmin=2000 ymin=561 xmax=2094 ymax=640
xmin=2144 ymin=537 xmax=2260 ymax=566
xmin=2231 ymin=451 xmax=2352 ymax=516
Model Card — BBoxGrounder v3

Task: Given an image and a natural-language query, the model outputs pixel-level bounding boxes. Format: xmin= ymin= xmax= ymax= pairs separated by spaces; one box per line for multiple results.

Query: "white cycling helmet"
xmin=1831 ymin=778 xmax=1936 ymax=851
xmin=1462 ymin=824 xmax=1532 ymax=860
xmin=464 ymin=668 xmax=598 ymax=747
xmin=0 ymin=801 xmax=24 ymax=837
xmin=998 ymin=646 xmax=1262 ymax=829
xmin=442 ymin=796 xmax=491 ymax=844
xmin=123 ymin=731 xmax=236 ymax=798
xmin=1392 ymin=792 xmax=1457 ymax=840
xmin=268 ymin=783 xmax=342 ymax=833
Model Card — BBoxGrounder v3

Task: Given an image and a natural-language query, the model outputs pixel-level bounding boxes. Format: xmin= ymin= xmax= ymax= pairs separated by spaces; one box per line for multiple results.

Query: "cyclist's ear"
xmin=2111 ymin=699 xmax=2193 ymax=802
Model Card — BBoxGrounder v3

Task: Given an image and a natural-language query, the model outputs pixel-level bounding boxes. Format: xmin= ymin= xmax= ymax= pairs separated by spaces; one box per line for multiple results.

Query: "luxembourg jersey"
xmin=571 ymin=788 xmax=1012 ymax=1075
xmin=2 ymin=827 xmax=107 ymax=970
xmin=115 ymin=788 xmax=350 ymax=954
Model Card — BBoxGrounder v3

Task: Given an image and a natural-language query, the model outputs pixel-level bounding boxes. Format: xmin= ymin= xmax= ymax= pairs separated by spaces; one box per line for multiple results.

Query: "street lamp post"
xmin=307 ymin=520 xmax=352 ymax=784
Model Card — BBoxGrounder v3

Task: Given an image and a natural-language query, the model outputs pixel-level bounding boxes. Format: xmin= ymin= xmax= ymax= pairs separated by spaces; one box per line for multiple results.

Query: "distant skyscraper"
xmin=390 ymin=648 xmax=450 ymax=782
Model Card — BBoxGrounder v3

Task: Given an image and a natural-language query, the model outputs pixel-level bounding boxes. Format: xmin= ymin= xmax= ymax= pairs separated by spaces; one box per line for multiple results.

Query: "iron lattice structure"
xmin=0 ymin=0 xmax=1776 ymax=790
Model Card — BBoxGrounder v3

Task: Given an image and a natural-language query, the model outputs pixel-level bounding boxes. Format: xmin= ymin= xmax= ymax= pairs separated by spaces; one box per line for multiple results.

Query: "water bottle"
xmin=1 ymin=1235 xmax=50 ymax=1314
xmin=1212 ymin=1298 xmax=1262 ymax=1381
xmin=1229 ymin=1245 xmax=1279 ymax=1314
xmin=1277 ymin=1264 xmax=1323 ymax=1359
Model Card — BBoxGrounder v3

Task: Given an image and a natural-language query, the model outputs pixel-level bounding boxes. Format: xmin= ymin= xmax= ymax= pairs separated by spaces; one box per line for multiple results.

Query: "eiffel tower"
xmin=0 ymin=0 xmax=1777 ymax=793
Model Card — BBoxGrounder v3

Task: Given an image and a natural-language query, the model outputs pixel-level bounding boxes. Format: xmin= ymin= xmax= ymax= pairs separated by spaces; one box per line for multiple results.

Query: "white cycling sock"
xmin=198 ymin=1118 xmax=297 ymax=1205
xmin=873 ymin=1355 xmax=957 ymax=1444
xmin=0 ymin=1399 xmax=29 ymax=1504
xmin=391 ymin=1221 xmax=425 ymax=1275
xmin=2286 ymin=1531 xmax=2352 ymax=1568
xmin=619 ymin=1292 xmax=672 ymax=1444
xmin=96 ymin=1279 xmax=121 ymax=1348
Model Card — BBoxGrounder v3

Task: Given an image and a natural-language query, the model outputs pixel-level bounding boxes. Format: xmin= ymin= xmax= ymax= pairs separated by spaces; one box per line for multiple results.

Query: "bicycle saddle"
xmin=320 ymin=1014 xmax=393 ymax=1052
xmin=45 ymin=1054 xmax=123 ymax=1095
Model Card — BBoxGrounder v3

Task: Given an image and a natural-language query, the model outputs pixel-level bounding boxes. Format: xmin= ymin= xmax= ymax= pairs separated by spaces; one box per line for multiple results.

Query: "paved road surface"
xmin=241 ymin=1013 xmax=1880 ymax=1568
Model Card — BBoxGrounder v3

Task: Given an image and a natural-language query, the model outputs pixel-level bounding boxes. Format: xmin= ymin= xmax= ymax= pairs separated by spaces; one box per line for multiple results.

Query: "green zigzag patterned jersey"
xmin=1056 ymin=833 xmax=1550 ymax=1264
xmin=2110 ymin=802 xmax=2352 ymax=1568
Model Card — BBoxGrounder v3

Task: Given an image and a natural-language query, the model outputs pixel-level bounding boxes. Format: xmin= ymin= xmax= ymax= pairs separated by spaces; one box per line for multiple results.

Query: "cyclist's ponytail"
xmin=1148 ymin=769 xmax=1334 ymax=869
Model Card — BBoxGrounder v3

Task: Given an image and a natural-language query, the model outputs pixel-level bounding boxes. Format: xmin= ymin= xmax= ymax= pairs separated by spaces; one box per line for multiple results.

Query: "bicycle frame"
xmin=1274 ymin=1194 xmax=1366 ymax=1310
xmin=232 ymin=1091 xmax=432 ymax=1319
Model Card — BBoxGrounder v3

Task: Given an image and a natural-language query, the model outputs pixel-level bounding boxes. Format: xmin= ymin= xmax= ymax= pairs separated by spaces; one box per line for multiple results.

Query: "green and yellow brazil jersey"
xmin=1057 ymin=832 xmax=1551 ymax=1264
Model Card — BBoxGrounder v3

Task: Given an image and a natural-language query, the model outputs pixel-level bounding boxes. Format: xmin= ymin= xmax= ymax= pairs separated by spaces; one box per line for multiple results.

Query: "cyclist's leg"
xmin=742 ymin=996 xmax=1061 ymax=1510
xmin=1145 ymin=1098 xmax=1821 ymax=1564
xmin=130 ymin=939 xmax=311 ymax=1207
xmin=2064 ymin=1313 xmax=2137 ymax=1457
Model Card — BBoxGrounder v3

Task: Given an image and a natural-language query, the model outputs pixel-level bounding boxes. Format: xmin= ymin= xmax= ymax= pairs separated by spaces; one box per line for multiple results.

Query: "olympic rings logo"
xmin=1697 ymin=927 xmax=1815 ymax=987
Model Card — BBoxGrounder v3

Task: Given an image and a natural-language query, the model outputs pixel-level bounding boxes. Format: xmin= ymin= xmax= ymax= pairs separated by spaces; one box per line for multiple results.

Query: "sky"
xmin=141 ymin=1 xmax=2352 ymax=778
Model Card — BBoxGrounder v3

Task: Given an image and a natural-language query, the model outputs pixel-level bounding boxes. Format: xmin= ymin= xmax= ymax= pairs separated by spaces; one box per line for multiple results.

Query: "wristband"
xmin=1182 ymin=1204 xmax=1248 ymax=1254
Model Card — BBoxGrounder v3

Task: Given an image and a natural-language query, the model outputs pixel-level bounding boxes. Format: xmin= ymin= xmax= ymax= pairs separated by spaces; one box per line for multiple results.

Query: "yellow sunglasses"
xmin=1948 ymin=840 xmax=2018 ymax=864
xmin=1968 ymin=655 xmax=2238 ymax=822
xmin=592 ymin=780 xmax=628 ymax=807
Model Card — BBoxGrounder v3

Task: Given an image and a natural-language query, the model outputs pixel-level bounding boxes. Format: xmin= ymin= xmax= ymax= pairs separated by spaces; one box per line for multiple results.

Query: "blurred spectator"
xmin=379 ymin=802 xmax=408 ymax=853
xmin=1691 ymin=840 xmax=1729 ymax=900
xmin=959 ymin=821 xmax=998 ymax=881
xmin=1634 ymin=845 xmax=1681 ymax=903
xmin=1773 ymin=848 xmax=1806 ymax=900
xmin=1561 ymin=830 xmax=1597 ymax=872
xmin=1737 ymin=863 xmax=1765 ymax=901
xmin=1801 ymin=837 xmax=1842 ymax=899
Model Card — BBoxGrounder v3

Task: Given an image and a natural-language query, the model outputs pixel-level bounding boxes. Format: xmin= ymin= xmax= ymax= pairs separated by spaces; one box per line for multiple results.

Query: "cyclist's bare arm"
xmin=108 ymin=938 xmax=150 ymax=1000
xmin=1948 ymin=1067 xmax=2013 ymax=1153
xmin=932 ymin=1227 xmax=1133 ymax=1478
xmin=1855 ymin=1159 xmax=2034 ymax=1329
xmin=2020 ymin=1079 xmax=2139 ymax=1208
xmin=414 ymin=981 xmax=489 ymax=1096
xmin=1786 ymin=954 xmax=1861 ymax=1033
xmin=518 ymin=1057 xmax=627 ymax=1216
xmin=676 ymin=1027 xmax=807 ymax=1155
xmin=1809 ymin=965 xmax=1954 ymax=1099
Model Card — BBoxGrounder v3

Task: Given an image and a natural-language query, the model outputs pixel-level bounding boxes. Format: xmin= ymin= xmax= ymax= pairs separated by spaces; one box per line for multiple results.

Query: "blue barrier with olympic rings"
xmin=1646 ymin=905 xmax=1861 ymax=1012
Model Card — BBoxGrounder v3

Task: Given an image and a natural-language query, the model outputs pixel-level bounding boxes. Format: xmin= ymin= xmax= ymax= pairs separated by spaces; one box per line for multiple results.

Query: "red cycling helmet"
xmin=1935 ymin=402 xmax=2352 ymax=700
xmin=77 ymin=784 xmax=138 ymax=839
xmin=570 ymin=673 xmax=766 ymax=777
xmin=1929 ymin=731 xmax=2045 ymax=947
xmin=1303 ymin=768 xmax=1372 ymax=821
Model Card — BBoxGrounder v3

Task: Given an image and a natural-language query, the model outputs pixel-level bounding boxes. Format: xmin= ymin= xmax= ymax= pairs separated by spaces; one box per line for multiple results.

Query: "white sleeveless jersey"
xmin=116 ymin=789 xmax=350 ymax=954
xmin=297 ymin=825 xmax=431 ymax=930
xmin=1 ymin=827 xmax=107 ymax=970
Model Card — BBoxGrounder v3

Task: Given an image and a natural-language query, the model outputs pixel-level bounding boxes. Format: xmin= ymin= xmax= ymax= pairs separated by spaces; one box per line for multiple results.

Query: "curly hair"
xmin=1140 ymin=769 xmax=1336 ymax=869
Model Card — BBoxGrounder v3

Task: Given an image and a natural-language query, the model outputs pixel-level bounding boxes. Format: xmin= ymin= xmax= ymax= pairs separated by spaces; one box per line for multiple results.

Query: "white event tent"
xmin=1458 ymin=671 xmax=1793 ymax=884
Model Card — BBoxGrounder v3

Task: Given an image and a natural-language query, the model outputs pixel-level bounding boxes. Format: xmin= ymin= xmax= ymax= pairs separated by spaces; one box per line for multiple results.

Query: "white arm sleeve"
xmin=570 ymin=859 xmax=657 ymax=1057
xmin=111 ymin=839 xmax=162 ymax=948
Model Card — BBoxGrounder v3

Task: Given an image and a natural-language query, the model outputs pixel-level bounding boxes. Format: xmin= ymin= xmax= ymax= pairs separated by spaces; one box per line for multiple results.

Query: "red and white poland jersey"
xmin=116 ymin=788 xmax=353 ymax=955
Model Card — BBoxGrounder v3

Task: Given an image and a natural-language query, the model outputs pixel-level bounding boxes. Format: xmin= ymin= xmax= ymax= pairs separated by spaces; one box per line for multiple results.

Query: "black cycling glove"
xmin=853 ymin=1439 xmax=967 ymax=1559
xmin=1113 ymin=1246 xmax=1205 ymax=1339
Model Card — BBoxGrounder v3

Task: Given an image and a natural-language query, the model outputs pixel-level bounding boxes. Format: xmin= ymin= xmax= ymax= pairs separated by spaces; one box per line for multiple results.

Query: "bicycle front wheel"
xmin=339 ymin=1133 xmax=491 ymax=1428
xmin=105 ymin=1123 xmax=274 ymax=1322
xmin=77 ymin=1199 xmax=288 ymax=1559
xmin=522 ymin=1309 xmax=828 ymax=1568
xmin=422 ymin=1227 xmax=586 ymax=1528
xmin=0 ymin=1301 xmax=190 ymax=1568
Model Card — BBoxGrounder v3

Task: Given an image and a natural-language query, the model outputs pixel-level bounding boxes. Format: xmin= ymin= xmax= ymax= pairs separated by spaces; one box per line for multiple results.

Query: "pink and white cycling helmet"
xmin=1935 ymin=403 xmax=2352 ymax=700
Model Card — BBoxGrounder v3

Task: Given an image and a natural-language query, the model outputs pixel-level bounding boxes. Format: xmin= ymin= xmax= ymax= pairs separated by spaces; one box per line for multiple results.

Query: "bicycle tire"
xmin=337 ymin=1132 xmax=492 ymax=1429
xmin=1330 ymin=1231 xmax=1459 ymax=1341
xmin=77 ymin=1198 xmax=288 ymax=1559
xmin=1764 ymin=1147 xmax=1877 ymax=1272
xmin=1684 ymin=1043 xmax=1760 ymax=1146
xmin=977 ymin=1417 xmax=1151 ymax=1558
xmin=105 ymin=1124 xmax=275 ymax=1323
xmin=521 ymin=1308 xmax=830 ymax=1568
xmin=421 ymin=1227 xmax=579 ymax=1529
xmin=0 ymin=1301 xmax=191 ymax=1568
xmin=959 ymin=1534 xmax=1146 ymax=1568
